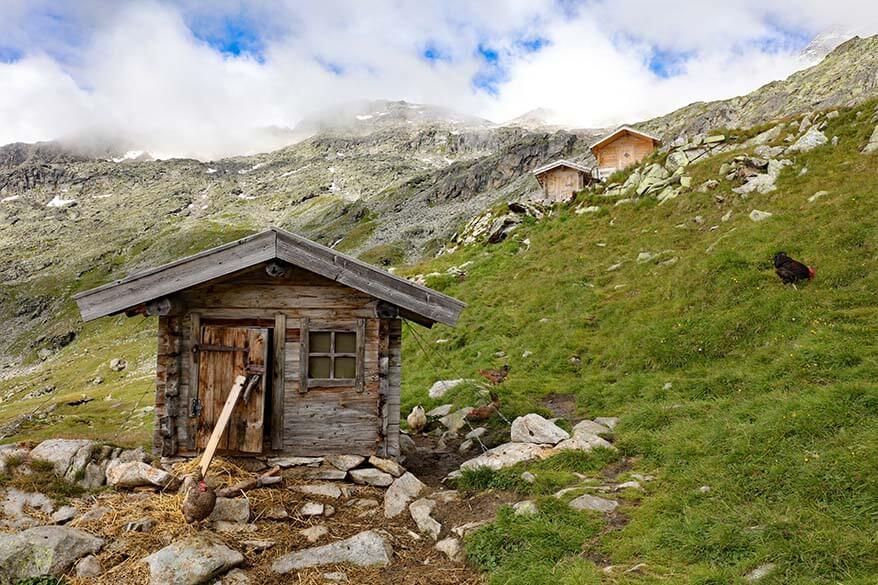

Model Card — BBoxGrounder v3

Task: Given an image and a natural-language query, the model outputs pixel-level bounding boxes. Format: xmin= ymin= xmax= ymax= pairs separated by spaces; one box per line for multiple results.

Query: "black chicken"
xmin=774 ymin=252 xmax=814 ymax=285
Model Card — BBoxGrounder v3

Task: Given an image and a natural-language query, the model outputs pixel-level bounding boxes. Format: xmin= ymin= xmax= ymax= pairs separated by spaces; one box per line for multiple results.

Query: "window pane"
xmin=308 ymin=356 xmax=331 ymax=379
xmin=336 ymin=332 xmax=356 ymax=353
xmin=334 ymin=357 xmax=356 ymax=379
xmin=310 ymin=332 xmax=331 ymax=353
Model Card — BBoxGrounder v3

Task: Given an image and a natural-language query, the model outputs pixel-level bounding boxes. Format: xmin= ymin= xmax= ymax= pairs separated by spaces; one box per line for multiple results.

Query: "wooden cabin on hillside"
xmin=532 ymin=160 xmax=597 ymax=203
xmin=590 ymin=126 xmax=661 ymax=180
xmin=74 ymin=228 xmax=464 ymax=461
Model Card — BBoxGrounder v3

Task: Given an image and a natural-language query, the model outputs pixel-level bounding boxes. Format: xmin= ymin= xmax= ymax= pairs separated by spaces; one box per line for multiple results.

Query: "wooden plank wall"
xmin=596 ymin=133 xmax=656 ymax=175
xmin=168 ymin=262 xmax=405 ymax=458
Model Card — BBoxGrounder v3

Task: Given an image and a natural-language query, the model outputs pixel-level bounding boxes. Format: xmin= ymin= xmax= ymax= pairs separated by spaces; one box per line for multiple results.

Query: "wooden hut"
xmin=532 ymin=160 xmax=596 ymax=203
xmin=73 ymin=228 xmax=464 ymax=460
xmin=590 ymin=126 xmax=661 ymax=180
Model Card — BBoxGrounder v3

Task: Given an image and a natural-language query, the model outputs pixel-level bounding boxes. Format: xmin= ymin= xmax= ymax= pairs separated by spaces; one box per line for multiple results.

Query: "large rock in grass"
xmin=106 ymin=460 xmax=172 ymax=489
xmin=29 ymin=439 xmax=95 ymax=482
xmin=384 ymin=472 xmax=427 ymax=518
xmin=458 ymin=442 xmax=554 ymax=472
xmin=556 ymin=432 xmax=615 ymax=453
xmin=0 ymin=526 xmax=104 ymax=583
xmin=568 ymin=494 xmax=618 ymax=513
xmin=428 ymin=379 xmax=468 ymax=399
xmin=787 ymin=127 xmax=827 ymax=153
xmin=142 ymin=535 xmax=243 ymax=585
xmin=862 ymin=125 xmax=878 ymax=154
xmin=270 ymin=530 xmax=392 ymax=573
xmin=510 ymin=414 xmax=569 ymax=444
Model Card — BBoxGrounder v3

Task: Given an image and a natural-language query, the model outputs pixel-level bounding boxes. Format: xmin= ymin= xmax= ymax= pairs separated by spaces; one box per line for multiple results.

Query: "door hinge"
xmin=191 ymin=398 xmax=202 ymax=417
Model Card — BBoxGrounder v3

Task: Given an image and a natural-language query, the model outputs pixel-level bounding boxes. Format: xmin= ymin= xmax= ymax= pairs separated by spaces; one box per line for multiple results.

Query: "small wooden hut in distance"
xmin=590 ymin=126 xmax=661 ymax=179
xmin=532 ymin=159 xmax=596 ymax=203
xmin=74 ymin=228 xmax=464 ymax=461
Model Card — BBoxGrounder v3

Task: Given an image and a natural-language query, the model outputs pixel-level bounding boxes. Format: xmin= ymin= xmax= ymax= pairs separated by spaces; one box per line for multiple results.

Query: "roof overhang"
xmin=532 ymin=159 xmax=592 ymax=177
xmin=73 ymin=227 xmax=465 ymax=327
xmin=589 ymin=126 xmax=661 ymax=151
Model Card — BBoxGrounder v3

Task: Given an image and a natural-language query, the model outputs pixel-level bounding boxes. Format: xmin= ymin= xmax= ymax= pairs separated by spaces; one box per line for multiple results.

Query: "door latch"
xmin=191 ymin=398 xmax=202 ymax=417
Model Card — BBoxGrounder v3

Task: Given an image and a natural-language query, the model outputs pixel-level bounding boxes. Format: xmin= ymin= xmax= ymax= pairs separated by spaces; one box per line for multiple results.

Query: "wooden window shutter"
xmin=299 ymin=316 xmax=309 ymax=394
xmin=355 ymin=318 xmax=366 ymax=392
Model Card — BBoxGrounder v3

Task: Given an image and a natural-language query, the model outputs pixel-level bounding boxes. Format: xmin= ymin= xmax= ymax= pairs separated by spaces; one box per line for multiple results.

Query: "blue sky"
xmin=0 ymin=0 xmax=871 ymax=158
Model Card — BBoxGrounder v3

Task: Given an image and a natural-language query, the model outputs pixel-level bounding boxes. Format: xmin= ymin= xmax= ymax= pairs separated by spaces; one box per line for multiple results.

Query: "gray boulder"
xmin=1 ymin=489 xmax=55 ymax=529
xmin=271 ymin=530 xmax=392 ymax=573
xmin=594 ymin=417 xmax=620 ymax=430
xmin=349 ymin=468 xmax=393 ymax=487
xmin=142 ymin=535 xmax=243 ymax=585
xmin=75 ymin=554 xmax=102 ymax=578
xmin=384 ymin=472 xmax=427 ymax=518
xmin=207 ymin=498 xmax=250 ymax=523
xmin=106 ymin=460 xmax=172 ymax=488
xmin=29 ymin=439 xmax=95 ymax=482
xmin=368 ymin=456 xmax=404 ymax=477
xmin=568 ymin=494 xmax=618 ymax=513
xmin=862 ymin=125 xmax=878 ymax=154
xmin=510 ymin=414 xmax=569 ymax=445
xmin=0 ymin=526 xmax=104 ymax=583
xmin=439 ymin=407 xmax=473 ymax=433
xmin=458 ymin=442 xmax=553 ymax=472
xmin=409 ymin=498 xmax=441 ymax=540
xmin=787 ymin=127 xmax=828 ymax=153
xmin=326 ymin=455 xmax=364 ymax=471
xmin=428 ymin=379 xmax=467 ymax=399
xmin=749 ymin=209 xmax=773 ymax=222
xmin=572 ymin=420 xmax=611 ymax=436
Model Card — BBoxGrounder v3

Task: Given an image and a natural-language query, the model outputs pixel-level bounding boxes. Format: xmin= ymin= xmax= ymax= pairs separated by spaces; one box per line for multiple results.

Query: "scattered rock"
xmin=241 ymin=540 xmax=274 ymax=552
xmin=268 ymin=456 xmax=324 ymax=468
xmin=109 ymin=358 xmax=127 ymax=371
xmin=568 ymin=494 xmax=619 ymax=513
xmin=219 ymin=568 xmax=252 ymax=585
xmin=78 ymin=505 xmax=111 ymax=523
xmin=30 ymin=438 xmax=95 ymax=482
xmin=428 ymin=379 xmax=468 ymax=399
xmin=75 ymin=554 xmax=102 ymax=578
xmin=572 ymin=420 xmax=611 ymax=436
xmin=862 ymin=125 xmax=878 ymax=154
xmin=208 ymin=498 xmax=250 ymax=524
xmin=434 ymin=537 xmax=463 ymax=561
xmin=326 ymin=455 xmax=365 ymax=471
xmin=106 ymin=460 xmax=172 ymax=489
xmin=399 ymin=434 xmax=417 ymax=456
xmin=51 ymin=506 xmax=77 ymax=525
xmin=787 ymin=127 xmax=828 ymax=153
xmin=556 ymin=432 xmax=615 ymax=453
xmin=300 ymin=525 xmax=329 ymax=543
xmin=142 ymin=535 xmax=243 ymax=585
xmin=384 ymin=472 xmax=427 ymax=518
xmin=439 ymin=407 xmax=474 ymax=433
xmin=808 ymin=190 xmax=828 ymax=203
xmin=304 ymin=467 xmax=348 ymax=481
xmin=513 ymin=500 xmax=538 ymax=516
xmin=349 ymin=468 xmax=393 ymax=487
xmin=271 ymin=530 xmax=393 ymax=573
xmin=368 ymin=456 xmax=404 ymax=477
xmin=575 ymin=205 xmax=600 ymax=214
xmin=593 ymin=417 xmax=619 ymax=430
xmin=745 ymin=562 xmax=777 ymax=582
xmin=452 ymin=520 xmax=489 ymax=538
xmin=520 ymin=471 xmax=536 ymax=483
xmin=749 ymin=209 xmax=773 ymax=222
xmin=458 ymin=442 xmax=554 ymax=473
xmin=465 ymin=427 xmax=486 ymax=440
xmin=409 ymin=498 xmax=441 ymax=540
xmin=510 ymin=414 xmax=570 ymax=445
xmin=0 ymin=526 xmax=104 ymax=582
xmin=323 ymin=571 xmax=349 ymax=582
xmin=300 ymin=502 xmax=325 ymax=516
xmin=2 ymin=489 xmax=55 ymax=529
xmin=699 ymin=485 xmax=712 ymax=494
xmin=426 ymin=404 xmax=453 ymax=417
xmin=295 ymin=483 xmax=342 ymax=499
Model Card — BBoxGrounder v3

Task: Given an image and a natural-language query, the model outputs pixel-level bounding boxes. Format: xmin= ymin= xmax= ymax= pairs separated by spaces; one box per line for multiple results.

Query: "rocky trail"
xmin=0 ymin=400 xmax=636 ymax=584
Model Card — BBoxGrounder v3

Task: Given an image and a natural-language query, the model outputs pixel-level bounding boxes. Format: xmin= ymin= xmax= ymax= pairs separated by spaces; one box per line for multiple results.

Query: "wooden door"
xmin=196 ymin=325 xmax=268 ymax=453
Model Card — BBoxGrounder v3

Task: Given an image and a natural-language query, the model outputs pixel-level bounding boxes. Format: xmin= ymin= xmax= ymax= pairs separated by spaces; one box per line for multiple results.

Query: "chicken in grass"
xmin=479 ymin=363 xmax=509 ymax=386
xmin=181 ymin=470 xmax=216 ymax=523
xmin=466 ymin=391 xmax=501 ymax=422
xmin=407 ymin=405 xmax=427 ymax=434
xmin=774 ymin=252 xmax=815 ymax=285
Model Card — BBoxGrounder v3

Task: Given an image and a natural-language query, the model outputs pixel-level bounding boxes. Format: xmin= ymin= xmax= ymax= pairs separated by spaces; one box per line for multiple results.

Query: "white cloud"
xmin=0 ymin=0 xmax=876 ymax=159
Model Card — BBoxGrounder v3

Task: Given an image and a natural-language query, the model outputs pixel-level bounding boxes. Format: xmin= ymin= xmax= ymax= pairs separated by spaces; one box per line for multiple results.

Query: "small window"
xmin=308 ymin=330 xmax=357 ymax=380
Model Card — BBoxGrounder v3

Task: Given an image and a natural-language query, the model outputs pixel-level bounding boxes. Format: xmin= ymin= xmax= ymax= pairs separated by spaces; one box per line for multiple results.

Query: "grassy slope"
xmin=1 ymin=103 xmax=876 ymax=583
xmin=398 ymin=103 xmax=878 ymax=583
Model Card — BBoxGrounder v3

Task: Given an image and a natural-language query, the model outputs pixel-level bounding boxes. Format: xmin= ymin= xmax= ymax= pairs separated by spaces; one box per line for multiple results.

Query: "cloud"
xmin=0 ymin=0 xmax=876 ymax=159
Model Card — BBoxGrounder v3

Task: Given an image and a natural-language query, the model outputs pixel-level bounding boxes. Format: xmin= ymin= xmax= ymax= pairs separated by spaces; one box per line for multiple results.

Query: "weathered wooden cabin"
xmin=590 ymin=126 xmax=661 ymax=180
xmin=73 ymin=228 xmax=464 ymax=460
xmin=531 ymin=160 xmax=597 ymax=203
